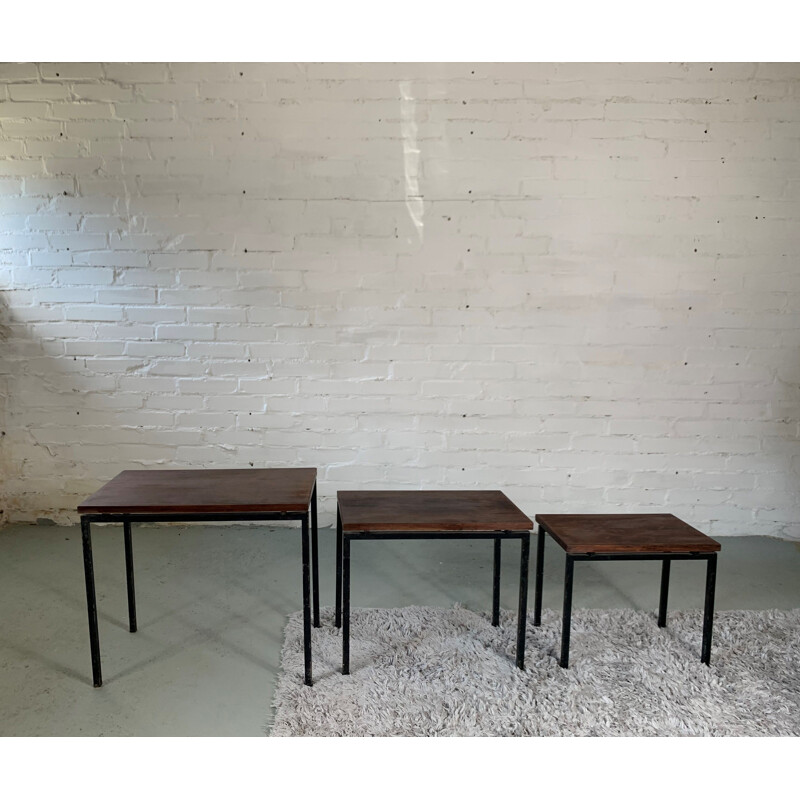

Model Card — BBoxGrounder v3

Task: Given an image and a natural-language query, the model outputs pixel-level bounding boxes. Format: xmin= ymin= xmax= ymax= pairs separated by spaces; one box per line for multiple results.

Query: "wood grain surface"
xmin=535 ymin=514 xmax=721 ymax=554
xmin=78 ymin=468 xmax=317 ymax=514
xmin=338 ymin=490 xmax=531 ymax=532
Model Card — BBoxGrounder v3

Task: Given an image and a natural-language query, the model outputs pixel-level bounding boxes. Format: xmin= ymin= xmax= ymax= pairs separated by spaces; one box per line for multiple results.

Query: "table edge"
xmin=340 ymin=524 xmax=533 ymax=533
xmin=77 ymin=502 xmax=312 ymax=515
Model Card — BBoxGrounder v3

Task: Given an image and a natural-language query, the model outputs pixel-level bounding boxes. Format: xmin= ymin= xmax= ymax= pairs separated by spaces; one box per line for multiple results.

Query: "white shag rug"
xmin=269 ymin=606 xmax=800 ymax=736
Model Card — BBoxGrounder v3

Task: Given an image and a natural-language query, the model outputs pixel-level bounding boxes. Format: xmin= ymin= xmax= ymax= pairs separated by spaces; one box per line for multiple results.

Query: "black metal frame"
xmin=80 ymin=484 xmax=319 ymax=688
xmin=533 ymin=525 xmax=718 ymax=668
xmin=334 ymin=512 xmax=531 ymax=674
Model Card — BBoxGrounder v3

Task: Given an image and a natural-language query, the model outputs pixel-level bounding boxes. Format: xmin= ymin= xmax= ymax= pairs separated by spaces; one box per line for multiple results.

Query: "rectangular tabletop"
xmin=338 ymin=490 xmax=531 ymax=533
xmin=78 ymin=468 xmax=317 ymax=514
xmin=535 ymin=513 xmax=721 ymax=555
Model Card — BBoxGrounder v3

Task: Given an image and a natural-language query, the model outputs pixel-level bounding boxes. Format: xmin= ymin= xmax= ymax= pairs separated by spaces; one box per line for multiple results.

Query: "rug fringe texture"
xmin=269 ymin=606 xmax=800 ymax=736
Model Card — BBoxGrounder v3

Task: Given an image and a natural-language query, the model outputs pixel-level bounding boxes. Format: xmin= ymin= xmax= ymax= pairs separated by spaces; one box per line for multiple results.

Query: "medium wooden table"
xmin=335 ymin=490 xmax=532 ymax=674
xmin=533 ymin=514 xmax=721 ymax=668
xmin=77 ymin=468 xmax=319 ymax=687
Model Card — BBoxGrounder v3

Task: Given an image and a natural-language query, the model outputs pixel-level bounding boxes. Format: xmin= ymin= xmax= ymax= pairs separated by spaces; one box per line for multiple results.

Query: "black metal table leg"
xmin=560 ymin=555 xmax=574 ymax=669
xmin=701 ymin=553 xmax=717 ymax=665
xmin=335 ymin=506 xmax=343 ymax=628
xmin=533 ymin=525 xmax=545 ymax=626
xmin=301 ymin=514 xmax=313 ymax=686
xmin=342 ymin=535 xmax=350 ymax=675
xmin=81 ymin=517 xmax=102 ymax=688
xmin=311 ymin=484 xmax=320 ymax=628
xmin=516 ymin=533 xmax=530 ymax=670
xmin=658 ymin=558 xmax=671 ymax=628
xmin=492 ymin=537 xmax=501 ymax=626
xmin=123 ymin=520 xmax=137 ymax=633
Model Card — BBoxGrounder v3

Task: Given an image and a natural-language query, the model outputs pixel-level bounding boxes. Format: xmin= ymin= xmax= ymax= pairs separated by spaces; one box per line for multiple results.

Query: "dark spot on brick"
xmin=242 ymin=190 xmax=246 ymax=194
xmin=249 ymin=462 xmax=253 ymax=466
xmin=466 ymin=305 xmax=470 ymax=308
xmin=56 ymin=72 xmax=59 ymax=77
xmin=244 ymin=248 xmax=247 ymax=253
xmin=241 ymin=131 xmax=244 ymax=136
xmin=688 ymin=306 xmax=693 ymax=310
xmin=240 ymin=72 xmax=244 ymax=77
xmin=684 ymin=362 xmax=688 ymax=365
xmin=694 ymin=248 xmax=697 ymax=252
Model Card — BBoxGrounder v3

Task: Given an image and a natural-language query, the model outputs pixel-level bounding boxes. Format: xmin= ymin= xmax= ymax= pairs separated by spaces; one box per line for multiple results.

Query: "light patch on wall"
xmin=400 ymin=81 xmax=424 ymax=243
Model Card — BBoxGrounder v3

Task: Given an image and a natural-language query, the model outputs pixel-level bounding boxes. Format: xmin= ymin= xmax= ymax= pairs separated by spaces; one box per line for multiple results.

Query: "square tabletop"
xmin=77 ymin=468 xmax=317 ymax=514
xmin=337 ymin=490 xmax=532 ymax=533
xmin=534 ymin=513 xmax=721 ymax=555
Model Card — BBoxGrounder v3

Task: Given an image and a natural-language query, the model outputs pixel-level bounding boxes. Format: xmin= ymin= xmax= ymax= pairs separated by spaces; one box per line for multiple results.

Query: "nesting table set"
xmin=78 ymin=468 xmax=721 ymax=688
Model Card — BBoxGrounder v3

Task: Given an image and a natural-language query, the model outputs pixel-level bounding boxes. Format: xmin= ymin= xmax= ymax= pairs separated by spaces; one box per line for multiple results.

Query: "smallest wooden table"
xmin=336 ymin=490 xmax=532 ymax=674
xmin=533 ymin=514 xmax=721 ymax=668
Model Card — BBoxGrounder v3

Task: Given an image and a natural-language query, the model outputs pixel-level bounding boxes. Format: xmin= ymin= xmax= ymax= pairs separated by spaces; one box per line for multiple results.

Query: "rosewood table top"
xmin=535 ymin=513 xmax=721 ymax=555
xmin=337 ymin=490 xmax=532 ymax=533
xmin=77 ymin=468 xmax=317 ymax=515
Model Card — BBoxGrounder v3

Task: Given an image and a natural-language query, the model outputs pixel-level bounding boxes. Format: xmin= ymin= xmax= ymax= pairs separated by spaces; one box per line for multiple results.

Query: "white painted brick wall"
xmin=1 ymin=62 xmax=799 ymax=538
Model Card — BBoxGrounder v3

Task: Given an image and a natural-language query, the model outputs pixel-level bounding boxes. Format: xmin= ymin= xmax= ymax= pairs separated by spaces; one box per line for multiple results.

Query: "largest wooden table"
xmin=77 ymin=468 xmax=319 ymax=687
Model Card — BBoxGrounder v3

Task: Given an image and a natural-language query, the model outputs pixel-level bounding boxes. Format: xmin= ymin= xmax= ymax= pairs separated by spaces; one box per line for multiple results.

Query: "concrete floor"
xmin=0 ymin=522 xmax=798 ymax=736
